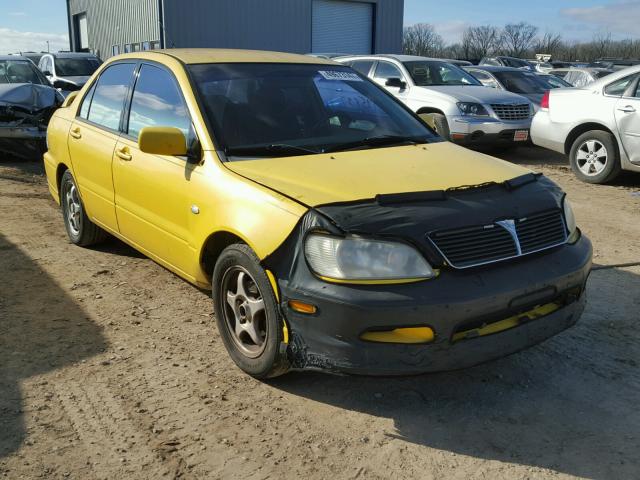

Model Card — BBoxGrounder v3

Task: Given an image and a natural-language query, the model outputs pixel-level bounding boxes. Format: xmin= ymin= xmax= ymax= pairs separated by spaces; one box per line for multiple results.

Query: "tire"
xmin=212 ymin=244 xmax=289 ymax=378
xmin=430 ymin=113 xmax=451 ymax=141
xmin=59 ymin=170 xmax=108 ymax=247
xmin=569 ymin=130 xmax=621 ymax=184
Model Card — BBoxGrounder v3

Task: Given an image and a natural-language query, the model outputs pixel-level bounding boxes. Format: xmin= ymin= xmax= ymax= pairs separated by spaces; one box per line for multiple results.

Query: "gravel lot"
xmin=1 ymin=146 xmax=639 ymax=480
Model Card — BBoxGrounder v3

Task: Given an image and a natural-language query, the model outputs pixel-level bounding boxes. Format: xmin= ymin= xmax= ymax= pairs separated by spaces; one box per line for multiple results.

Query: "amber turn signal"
xmin=288 ymin=300 xmax=317 ymax=315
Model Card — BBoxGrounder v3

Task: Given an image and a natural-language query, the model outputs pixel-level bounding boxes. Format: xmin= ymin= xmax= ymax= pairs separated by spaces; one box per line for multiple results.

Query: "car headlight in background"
xmin=457 ymin=102 xmax=490 ymax=117
xmin=563 ymin=198 xmax=579 ymax=243
xmin=304 ymin=234 xmax=436 ymax=283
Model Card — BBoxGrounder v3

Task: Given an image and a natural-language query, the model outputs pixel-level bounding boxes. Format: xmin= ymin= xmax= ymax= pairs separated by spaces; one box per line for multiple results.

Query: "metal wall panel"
xmin=68 ymin=0 xmax=160 ymax=59
xmin=312 ymin=0 xmax=373 ymax=54
xmin=67 ymin=0 xmax=403 ymax=58
xmin=162 ymin=0 xmax=403 ymax=54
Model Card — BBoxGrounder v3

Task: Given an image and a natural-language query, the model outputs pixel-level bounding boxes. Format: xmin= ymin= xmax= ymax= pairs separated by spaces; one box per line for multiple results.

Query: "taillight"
xmin=541 ymin=91 xmax=550 ymax=110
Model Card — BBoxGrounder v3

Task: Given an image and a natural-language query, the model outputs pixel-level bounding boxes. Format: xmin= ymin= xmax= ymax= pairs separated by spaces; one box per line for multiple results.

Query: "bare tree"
xmin=462 ymin=25 xmax=501 ymax=60
xmin=403 ymin=23 xmax=445 ymax=57
xmin=501 ymin=22 xmax=539 ymax=57
xmin=533 ymin=32 xmax=563 ymax=57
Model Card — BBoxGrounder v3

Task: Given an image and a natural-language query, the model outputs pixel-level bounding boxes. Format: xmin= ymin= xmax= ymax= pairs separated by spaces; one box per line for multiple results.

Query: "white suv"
xmin=531 ymin=65 xmax=640 ymax=183
xmin=336 ymin=55 xmax=534 ymax=148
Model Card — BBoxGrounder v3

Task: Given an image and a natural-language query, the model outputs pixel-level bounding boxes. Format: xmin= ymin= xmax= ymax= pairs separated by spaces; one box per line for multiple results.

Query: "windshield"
xmin=493 ymin=71 xmax=547 ymax=94
xmin=188 ymin=63 xmax=438 ymax=158
xmin=538 ymin=75 xmax=571 ymax=89
xmin=403 ymin=61 xmax=481 ymax=87
xmin=0 ymin=60 xmax=49 ymax=85
xmin=55 ymin=57 xmax=101 ymax=76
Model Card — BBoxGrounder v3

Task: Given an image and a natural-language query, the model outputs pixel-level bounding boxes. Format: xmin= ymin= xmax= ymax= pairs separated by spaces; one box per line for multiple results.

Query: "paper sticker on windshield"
xmin=319 ymin=71 xmax=363 ymax=82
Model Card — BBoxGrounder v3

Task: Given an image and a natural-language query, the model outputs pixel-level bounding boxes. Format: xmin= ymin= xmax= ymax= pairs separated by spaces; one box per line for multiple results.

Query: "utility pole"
xmin=47 ymin=41 xmax=50 ymax=52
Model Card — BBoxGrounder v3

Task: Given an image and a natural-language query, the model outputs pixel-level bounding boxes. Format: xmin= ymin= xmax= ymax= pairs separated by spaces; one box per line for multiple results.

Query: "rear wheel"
xmin=212 ymin=244 xmax=289 ymax=378
xmin=60 ymin=170 xmax=107 ymax=246
xmin=569 ymin=130 xmax=621 ymax=184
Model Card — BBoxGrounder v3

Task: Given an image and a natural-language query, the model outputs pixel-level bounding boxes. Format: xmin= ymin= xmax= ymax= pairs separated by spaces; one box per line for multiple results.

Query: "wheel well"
xmin=201 ymin=231 xmax=246 ymax=278
xmin=56 ymin=163 xmax=69 ymax=193
xmin=417 ymin=107 xmax=445 ymax=116
xmin=564 ymin=123 xmax=614 ymax=155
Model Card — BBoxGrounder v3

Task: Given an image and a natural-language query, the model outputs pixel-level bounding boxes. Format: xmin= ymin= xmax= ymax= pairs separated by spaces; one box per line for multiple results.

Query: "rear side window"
xmin=604 ymin=75 xmax=636 ymax=97
xmin=127 ymin=64 xmax=191 ymax=140
xmin=350 ymin=60 xmax=373 ymax=76
xmin=87 ymin=63 xmax=136 ymax=130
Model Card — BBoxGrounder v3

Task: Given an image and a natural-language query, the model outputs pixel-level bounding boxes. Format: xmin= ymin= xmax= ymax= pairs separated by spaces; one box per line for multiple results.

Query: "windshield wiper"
xmin=322 ymin=135 xmax=429 ymax=153
xmin=225 ymin=143 xmax=320 ymax=157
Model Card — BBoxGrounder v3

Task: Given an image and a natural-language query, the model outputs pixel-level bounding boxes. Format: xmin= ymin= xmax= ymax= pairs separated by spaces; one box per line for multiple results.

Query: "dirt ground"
xmin=1 ymin=146 xmax=639 ymax=480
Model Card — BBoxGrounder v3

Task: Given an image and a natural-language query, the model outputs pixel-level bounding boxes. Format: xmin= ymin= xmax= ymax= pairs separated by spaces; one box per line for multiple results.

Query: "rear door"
xmin=112 ymin=62 xmax=197 ymax=276
xmin=67 ymin=62 xmax=136 ymax=232
xmin=613 ymin=74 xmax=640 ymax=164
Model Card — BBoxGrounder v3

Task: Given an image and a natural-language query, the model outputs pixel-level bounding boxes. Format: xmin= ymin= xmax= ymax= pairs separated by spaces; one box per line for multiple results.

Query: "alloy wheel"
xmin=220 ymin=266 xmax=268 ymax=358
xmin=64 ymin=182 xmax=82 ymax=236
xmin=576 ymin=139 xmax=608 ymax=176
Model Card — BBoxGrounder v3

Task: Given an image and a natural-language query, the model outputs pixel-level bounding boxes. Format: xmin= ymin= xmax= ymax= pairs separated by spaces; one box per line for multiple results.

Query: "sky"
xmin=1 ymin=0 xmax=639 ymax=54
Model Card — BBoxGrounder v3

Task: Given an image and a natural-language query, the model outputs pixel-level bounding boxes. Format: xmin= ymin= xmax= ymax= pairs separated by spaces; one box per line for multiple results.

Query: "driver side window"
xmin=374 ymin=62 xmax=404 ymax=82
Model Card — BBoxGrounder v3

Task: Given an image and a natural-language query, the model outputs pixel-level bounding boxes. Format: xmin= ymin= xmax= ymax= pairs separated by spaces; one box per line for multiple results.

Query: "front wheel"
xmin=569 ymin=130 xmax=621 ymax=184
xmin=212 ymin=244 xmax=289 ymax=378
xmin=430 ymin=113 xmax=451 ymax=141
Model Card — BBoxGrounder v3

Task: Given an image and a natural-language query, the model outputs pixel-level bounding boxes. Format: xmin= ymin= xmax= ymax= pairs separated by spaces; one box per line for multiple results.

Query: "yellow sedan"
xmin=44 ymin=49 xmax=592 ymax=377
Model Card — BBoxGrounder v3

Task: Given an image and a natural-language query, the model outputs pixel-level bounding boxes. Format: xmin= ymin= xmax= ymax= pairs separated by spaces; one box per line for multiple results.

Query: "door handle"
xmin=116 ymin=148 xmax=132 ymax=161
xmin=618 ymin=105 xmax=636 ymax=113
xmin=69 ymin=127 xmax=81 ymax=139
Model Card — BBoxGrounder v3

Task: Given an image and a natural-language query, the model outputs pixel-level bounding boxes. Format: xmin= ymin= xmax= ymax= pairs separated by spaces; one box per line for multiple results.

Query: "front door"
xmin=615 ymin=79 xmax=640 ymax=164
xmin=112 ymin=63 xmax=197 ymax=276
xmin=67 ymin=62 xmax=137 ymax=232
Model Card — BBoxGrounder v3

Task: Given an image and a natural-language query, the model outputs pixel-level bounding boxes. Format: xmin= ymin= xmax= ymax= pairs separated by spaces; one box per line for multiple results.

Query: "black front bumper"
xmin=279 ymin=236 xmax=592 ymax=375
xmin=0 ymin=127 xmax=46 ymax=160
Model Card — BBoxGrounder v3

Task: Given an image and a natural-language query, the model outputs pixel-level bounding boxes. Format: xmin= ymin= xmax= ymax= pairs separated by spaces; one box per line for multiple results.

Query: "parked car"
xmin=337 ymin=55 xmax=534 ymax=146
xmin=0 ymin=56 xmax=63 ymax=160
xmin=15 ymin=51 xmax=47 ymax=66
xmin=43 ymin=49 xmax=591 ymax=377
xmin=589 ymin=58 xmax=640 ymax=71
xmin=443 ymin=59 xmax=473 ymax=67
xmin=536 ymin=73 xmax=573 ymax=89
xmin=38 ymin=52 xmax=102 ymax=94
xmin=549 ymin=68 xmax=614 ymax=88
xmin=479 ymin=56 xmax=535 ymax=71
xmin=464 ymin=65 xmax=552 ymax=108
xmin=532 ymin=65 xmax=640 ymax=183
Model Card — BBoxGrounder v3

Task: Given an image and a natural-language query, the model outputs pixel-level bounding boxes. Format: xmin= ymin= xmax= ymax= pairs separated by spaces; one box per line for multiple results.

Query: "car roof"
xmin=337 ymin=54 xmax=456 ymax=63
xmin=0 ymin=55 xmax=32 ymax=61
xmin=549 ymin=67 xmax=613 ymax=73
xmin=465 ymin=65 xmax=525 ymax=73
xmin=136 ymin=48 xmax=336 ymax=65
xmin=584 ymin=64 xmax=640 ymax=87
xmin=49 ymin=52 xmax=100 ymax=59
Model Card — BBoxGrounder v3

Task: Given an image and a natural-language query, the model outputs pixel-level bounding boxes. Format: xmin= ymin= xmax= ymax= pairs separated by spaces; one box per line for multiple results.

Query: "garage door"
xmin=312 ymin=0 xmax=373 ymax=54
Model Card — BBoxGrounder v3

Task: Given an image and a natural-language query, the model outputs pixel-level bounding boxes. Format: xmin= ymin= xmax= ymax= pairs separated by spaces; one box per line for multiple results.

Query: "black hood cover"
xmin=0 ymin=83 xmax=61 ymax=113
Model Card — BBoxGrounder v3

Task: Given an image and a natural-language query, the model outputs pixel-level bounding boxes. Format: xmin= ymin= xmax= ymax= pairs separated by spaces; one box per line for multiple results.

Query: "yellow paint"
xmin=138 ymin=127 xmax=188 ymax=156
xmin=265 ymin=270 xmax=280 ymax=302
xmin=43 ymin=49 xmax=530 ymax=299
xmin=225 ymin=142 xmax=530 ymax=206
xmin=452 ymin=302 xmax=562 ymax=342
xmin=61 ymin=91 xmax=79 ymax=108
xmin=361 ymin=327 xmax=435 ymax=344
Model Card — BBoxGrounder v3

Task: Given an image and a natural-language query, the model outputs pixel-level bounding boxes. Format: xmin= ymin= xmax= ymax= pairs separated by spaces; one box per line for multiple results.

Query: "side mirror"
xmin=385 ymin=77 xmax=407 ymax=89
xmin=138 ymin=127 xmax=188 ymax=156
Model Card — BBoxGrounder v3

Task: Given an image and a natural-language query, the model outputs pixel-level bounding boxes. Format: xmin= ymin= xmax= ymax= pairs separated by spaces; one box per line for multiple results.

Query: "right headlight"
xmin=563 ymin=197 xmax=580 ymax=243
xmin=304 ymin=234 xmax=436 ymax=283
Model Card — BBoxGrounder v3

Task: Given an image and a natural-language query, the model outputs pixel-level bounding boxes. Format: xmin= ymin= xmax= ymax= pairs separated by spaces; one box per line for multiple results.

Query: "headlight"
xmin=304 ymin=234 xmax=436 ymax=282
xmin=457 ymin=102 xmax=490 ymax=116
xmin=563 ymin=198 xmax=579 ymax=243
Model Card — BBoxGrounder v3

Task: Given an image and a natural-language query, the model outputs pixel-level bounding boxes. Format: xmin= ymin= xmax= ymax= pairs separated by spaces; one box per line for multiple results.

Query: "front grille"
xmin=428 ymin=209 xmax=568 ymax=269
xmin=516 ymin=210 xmax=567 ymax=254
xmin=491 ymin=103 xmax=531 ymax=121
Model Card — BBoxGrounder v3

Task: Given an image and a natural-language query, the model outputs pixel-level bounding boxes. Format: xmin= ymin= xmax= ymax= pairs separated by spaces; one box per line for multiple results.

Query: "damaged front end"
xmin=0 ymin=84 xmax=63 ymax=160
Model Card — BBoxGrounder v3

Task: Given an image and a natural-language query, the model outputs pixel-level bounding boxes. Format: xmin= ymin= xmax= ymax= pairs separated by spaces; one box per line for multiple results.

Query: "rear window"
xmin=493 ymin=71 xmax=546 ymax=94
xmin=55 ymin=57 xmax=101 ymax=77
